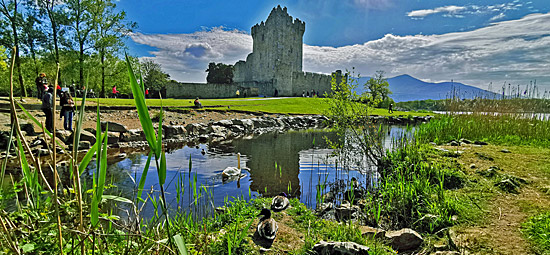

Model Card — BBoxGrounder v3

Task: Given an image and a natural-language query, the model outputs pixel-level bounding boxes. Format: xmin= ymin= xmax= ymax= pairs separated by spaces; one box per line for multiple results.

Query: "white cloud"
xmin=132 ymin=13 xmax=550 ymax=90
xmin=490 ymin=12 xmax=506 ymax=21
xmin=407 ymin=5 xmax=466 ymax=18
xmin=407 ymin=2 xmax=526 ymax=19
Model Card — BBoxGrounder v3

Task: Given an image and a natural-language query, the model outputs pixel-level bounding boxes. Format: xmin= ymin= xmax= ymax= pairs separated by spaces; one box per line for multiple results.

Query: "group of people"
xmin=302 ymin=90 xmax=317 ymax=97
xmin=38 ymin=73 xmax=75 ymax=133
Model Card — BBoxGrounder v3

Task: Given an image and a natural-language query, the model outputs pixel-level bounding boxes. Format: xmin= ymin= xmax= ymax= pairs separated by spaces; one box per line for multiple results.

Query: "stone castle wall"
xmin=290 ymin=71 xmax=332 ymax=96
xmin=166 ymin=82 xmax=258 ymax=99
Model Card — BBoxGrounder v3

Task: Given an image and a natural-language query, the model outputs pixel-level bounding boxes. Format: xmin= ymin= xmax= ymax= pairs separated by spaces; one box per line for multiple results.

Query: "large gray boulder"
xmin=384 ymin=228 xmax=423 ymax=251
xmin=312 ymin=241 xmax=370 ymax=255
xmin=72 ymin=130 xmax=96 ymax=144
xmin=185 ymin=123 xmax=208 ymax=136
xmin=106 ymin=132 xmax=119 ymax=144
xmin=120 ymin=129 xmax=145 ymax=142
xmin=101 ymin=121 xmax=129 ymax=133
xmin=232 ymin=119 xmax=254 ymax=130
xmin=163 ymin=125 xmax=187 ymax=138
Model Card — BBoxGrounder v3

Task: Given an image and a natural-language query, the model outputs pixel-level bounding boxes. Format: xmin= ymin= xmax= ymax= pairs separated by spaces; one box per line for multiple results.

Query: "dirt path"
xmin=449 ymin=144 xmax=550 ymax=254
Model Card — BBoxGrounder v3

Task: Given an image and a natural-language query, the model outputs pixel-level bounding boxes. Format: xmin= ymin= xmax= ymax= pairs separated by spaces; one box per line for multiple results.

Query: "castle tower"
xmin=233 ymin=6 xmax=332 ymax=97
xmin=250 ymin=5 xmax=304 ymax=82
xmin=233 ymin=6 xmax=305 ymax=95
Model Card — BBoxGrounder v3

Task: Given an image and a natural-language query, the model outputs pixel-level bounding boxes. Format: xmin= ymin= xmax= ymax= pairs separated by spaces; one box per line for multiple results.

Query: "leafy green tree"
xmin=205 ymin=62 xmax=233 ymax=84
xmin=93 ymin=0 xmax=135 ymax=97
xmin=66 ymin=0 xmax=100 ymax=89
xmin=0 ymin=0 xmax=26 ymax=96
xmin=363 ymin=70 xmax=392 ymax=107
xmin=21 ymin=14 xmax=47 ymax=78
xmin=141 ymin=59 xmax=170 ymax=92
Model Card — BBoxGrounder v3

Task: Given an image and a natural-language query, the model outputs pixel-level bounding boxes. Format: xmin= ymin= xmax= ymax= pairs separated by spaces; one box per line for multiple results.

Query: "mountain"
xmin=355 ymin=74 xmax=498 ymax=102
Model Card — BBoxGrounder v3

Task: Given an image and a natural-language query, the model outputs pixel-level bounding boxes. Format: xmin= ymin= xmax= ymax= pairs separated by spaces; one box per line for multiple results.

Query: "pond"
xmin=89 ymin=125 xmax=412 ymax=219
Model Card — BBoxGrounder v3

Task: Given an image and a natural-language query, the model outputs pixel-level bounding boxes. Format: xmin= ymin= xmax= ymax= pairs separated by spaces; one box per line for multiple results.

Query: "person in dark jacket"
xmin=60 ymin=92 xmax=75 ymax=131
xmin=42 ymin=87 xmax=54 ymax=132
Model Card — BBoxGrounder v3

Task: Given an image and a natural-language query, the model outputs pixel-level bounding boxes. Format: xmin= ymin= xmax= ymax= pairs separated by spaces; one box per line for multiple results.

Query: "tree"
xmin=363 ymin=70 xmax=392 ymax=107
xmin=205 ymin=62 xmax=233 ymax=84
xmin=0 ymin=0 xmax=26 ymax=97
xmin=93 ymin=0 xmax=135 ymax=97
xmin=66 ymin=0 xmax=100 ymax=90
xmin=35 ymin=0 xmax=68 ymax=84
xmin=141 ymin=59 xmax=170 ymax=92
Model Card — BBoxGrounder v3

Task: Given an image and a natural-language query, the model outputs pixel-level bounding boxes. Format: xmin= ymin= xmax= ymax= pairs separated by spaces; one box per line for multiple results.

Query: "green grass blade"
xmin=137 ymin=150 xmax=153 ymax=203
xmin=173 ymin=234 xmax=189 ymax=255
xmin=159 ymin=150 xmax=167 ymax=186
xmin=97 ymin=125 xmax=109 ymax=202
xmin=125 ymin=54 xmax=157 ymax=157
xmin=91 ymin=195 xmax=99 ymax=227
xmin=101 ymin=195 xmax=134 ymax=204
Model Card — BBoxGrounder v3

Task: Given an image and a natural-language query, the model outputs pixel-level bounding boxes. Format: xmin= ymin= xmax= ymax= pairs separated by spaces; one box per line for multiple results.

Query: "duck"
xmin=257 ymin=208 xmax=278 ymax=240
xmin=271 ymin=192 xmax=290 ymax=212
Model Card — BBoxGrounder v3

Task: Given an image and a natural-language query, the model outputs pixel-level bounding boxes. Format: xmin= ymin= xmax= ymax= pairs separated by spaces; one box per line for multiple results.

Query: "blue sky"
xmin=115 ymin=0 xmax=550 ymax=92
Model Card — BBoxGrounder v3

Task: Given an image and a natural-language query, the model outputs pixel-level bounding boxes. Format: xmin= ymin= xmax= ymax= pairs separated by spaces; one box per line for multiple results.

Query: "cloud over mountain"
xmin=131 ymin=12 xmax=550 ymax=90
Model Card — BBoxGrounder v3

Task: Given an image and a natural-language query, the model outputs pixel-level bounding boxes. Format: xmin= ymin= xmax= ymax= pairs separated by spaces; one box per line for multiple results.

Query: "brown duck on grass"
xmin=257 ymin=208 xmax=278 ymax=240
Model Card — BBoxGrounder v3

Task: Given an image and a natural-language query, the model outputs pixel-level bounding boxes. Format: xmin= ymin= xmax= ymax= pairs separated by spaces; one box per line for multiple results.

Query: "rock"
xmin=334 ymin=202 xmax=360 ymax=221
xmin=500 ymin=149 xmax=511 ymax=153
xmin=384 ymin=228 xmax=423 ymax=251
xmin=359 ymin=226 xmax=386 ymax=239
xmin=213 ymin=119 xmax=233 ymax=127
xmin=315 ymin=202 xmax=333 ymax=216
xmin=56 ymin=130 xmax=73 ymax=144
xmin=78 ymin=141 xmax=91 ymax=150
xmin=476 ymin=168 xmax=499 ymax=178
xmin=312 ymin=241 xmax=370 ymax=255
xmin=120 ymin=129 xmax=145 ymax=142
xmin=19 ymin=122 xmax=35 ymax=135
xmin=107 ymin=132 xmax=119 ymax=144
xmin=73 ymin=130 xmax=96 ymax=144
xmin=163 ymin=125 xmax=187 ymax=138
xmin=496 ymin=178 xmax=520 ymax=194
xmin=185 ymin=123 xmax=208 ymax=136
xmin=84 ymin=128 xmax=96 ymax=134
xmin=101 ymin=121 xmax=129 ymax=133
xmin=473 ymin=140 xmax=488 ymax=145
xmin=232 ymin=119 xmax=254 ymax=130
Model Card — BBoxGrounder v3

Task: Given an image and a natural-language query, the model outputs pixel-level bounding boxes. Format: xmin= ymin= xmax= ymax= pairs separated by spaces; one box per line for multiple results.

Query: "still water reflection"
xmin=93 ymin=126 xmax=410 ymax=218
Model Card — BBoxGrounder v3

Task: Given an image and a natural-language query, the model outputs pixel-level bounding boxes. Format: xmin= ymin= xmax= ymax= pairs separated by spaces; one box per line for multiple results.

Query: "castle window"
xmin=262 ymin=34 xmax=264 ymax=41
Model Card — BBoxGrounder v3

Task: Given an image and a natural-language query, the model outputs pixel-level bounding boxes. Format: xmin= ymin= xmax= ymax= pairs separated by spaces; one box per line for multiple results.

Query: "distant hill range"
xmin=355 ymin=74 xmax=498 ymax=102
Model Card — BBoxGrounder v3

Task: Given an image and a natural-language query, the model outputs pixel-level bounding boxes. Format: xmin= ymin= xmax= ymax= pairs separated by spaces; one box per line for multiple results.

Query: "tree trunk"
xmin=100 ymin=49 xmax=105 ymax=98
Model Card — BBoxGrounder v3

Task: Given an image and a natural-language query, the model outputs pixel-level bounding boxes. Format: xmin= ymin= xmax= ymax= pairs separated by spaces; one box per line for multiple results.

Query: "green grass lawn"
xmin=74 ymin=97 xmax=431 ymax=116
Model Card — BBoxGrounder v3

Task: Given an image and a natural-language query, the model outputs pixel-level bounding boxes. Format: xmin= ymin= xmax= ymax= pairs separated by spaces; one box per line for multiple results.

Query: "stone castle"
xmin=233 ymin=6 xmax=333 ymax=97
xmin=166 ymin=6 xmax=336 ymax=99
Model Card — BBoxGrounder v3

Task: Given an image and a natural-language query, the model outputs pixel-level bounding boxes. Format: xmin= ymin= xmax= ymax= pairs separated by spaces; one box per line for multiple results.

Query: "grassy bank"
xmin=74 ymin=97 xmax=430 ymax=116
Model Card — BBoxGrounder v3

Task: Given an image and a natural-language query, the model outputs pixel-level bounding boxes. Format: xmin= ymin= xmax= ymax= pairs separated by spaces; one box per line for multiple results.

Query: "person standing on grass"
xmin=112 ymin=85 xmax=119 ymax=98
xmin=42 ymin=87 xmax=54 ymax=133
xmin=388 ymin=103 xmax=394 ymax=114
xmin=35 ymin=73 xmax=48 ymax=99
xmin=60 ymin=92 xmax=75 ymax=131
